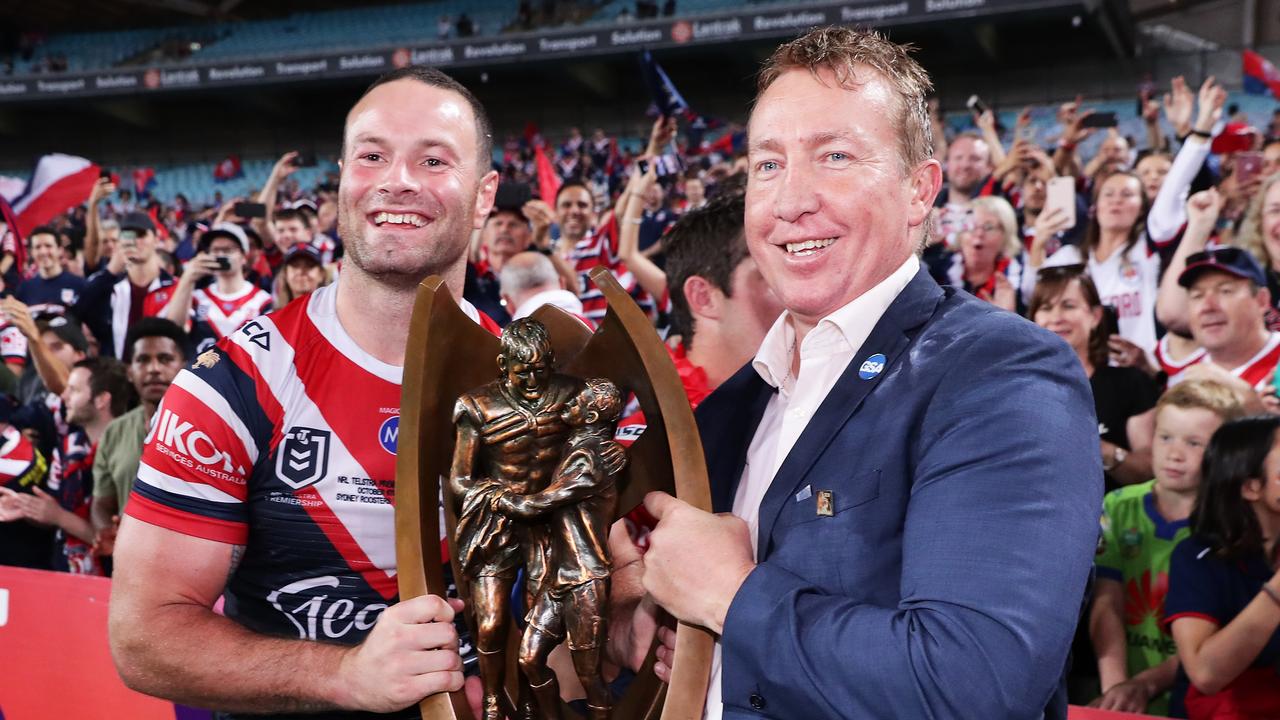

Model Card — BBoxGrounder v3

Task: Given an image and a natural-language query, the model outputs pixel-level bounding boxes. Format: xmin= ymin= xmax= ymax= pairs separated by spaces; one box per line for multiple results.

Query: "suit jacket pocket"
xmin=781 ymin=468 xmax=881 ymax=527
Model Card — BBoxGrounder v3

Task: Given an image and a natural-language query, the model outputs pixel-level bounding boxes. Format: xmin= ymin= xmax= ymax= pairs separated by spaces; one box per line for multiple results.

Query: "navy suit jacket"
xmin=697 ymin=268 xmax=1103 ymax=720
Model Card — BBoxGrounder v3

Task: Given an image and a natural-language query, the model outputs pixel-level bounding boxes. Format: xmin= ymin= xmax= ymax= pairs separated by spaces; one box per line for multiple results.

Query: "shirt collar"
xmin=752 ymin=254 xmax=919 ymax=393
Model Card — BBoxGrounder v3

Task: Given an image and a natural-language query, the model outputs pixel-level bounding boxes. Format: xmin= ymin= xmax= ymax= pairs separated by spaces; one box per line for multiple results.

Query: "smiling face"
xmin=1136 ymin=154 xmax=1171 ymax=202
xmin=338 ymin=78 xmax=497 ymax=288
xmin=745 ymin=66 xmax=938 ymax=328
xmin=29 ymin=232 xmax=61 ymax=275
xmin=1032 ymin=278 xmax=1101 ymax=357
xmin=555 ymin=186 xmax=596 ymax=243
xmin=500 ymin=350 xmax=551 ymax=403
xmin=1188 ymin=271 xmax=1269 ymax=355
xmin=945 ymin=135 xmax=992 ymax=196
xmin=1260 ymin=181 xmax=1280 ymax=270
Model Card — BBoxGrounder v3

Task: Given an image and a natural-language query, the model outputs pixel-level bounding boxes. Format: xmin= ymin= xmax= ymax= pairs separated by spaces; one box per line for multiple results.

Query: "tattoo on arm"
xmin=228 ymin=545 xmax=246 ymax=577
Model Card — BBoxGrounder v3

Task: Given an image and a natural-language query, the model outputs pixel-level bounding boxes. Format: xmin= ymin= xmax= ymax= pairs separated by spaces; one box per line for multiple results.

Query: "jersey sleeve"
xmin=0 ymin=324 xmax=28 ymax=367
xmin=125 ymin=352 xmax=262 ymax=545
xmin=1094 ymin=491 xmax=1123 ymax=582
xmin=1163 ymin=539 xmax=1227 ymax=630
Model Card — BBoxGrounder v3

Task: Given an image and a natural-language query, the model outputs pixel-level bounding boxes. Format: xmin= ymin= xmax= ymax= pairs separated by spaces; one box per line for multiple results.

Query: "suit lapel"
xmin=702 ymin=367 xmax=774 ymax=514
xmin=754 ymin=269 xmax=944 ymax=556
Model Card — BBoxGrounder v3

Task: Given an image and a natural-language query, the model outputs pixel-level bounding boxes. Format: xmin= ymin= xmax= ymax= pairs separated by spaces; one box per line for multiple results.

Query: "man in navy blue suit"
xmin=640 ymin=27 xmax=1103 ymax=719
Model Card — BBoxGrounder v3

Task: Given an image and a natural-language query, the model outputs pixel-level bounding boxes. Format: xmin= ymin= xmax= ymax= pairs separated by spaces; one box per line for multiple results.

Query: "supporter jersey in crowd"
xmin=311 ymin=235 xmax=338 ymax=265
xmin=1153 ymin=334 xmax=1207 ymax=382
xmin=77 ymin=270 xmax=175 ymax=359
xmin=568 ymin=216 xmax=657 ymax=323
xmin=125 ymin=283 xmax=500 ymax=679
xmin=0 ymin=424 xmax=54 ymax=569
xmin=1042 ymin=241 xmax=1162 ymax=358
xmin=46 ymin=428 xmax=100 ymax=575
xmin=185 ymin=283 xmax=273 ymax=354
xmin=1166 ymin=331 xmax=1280 ymax=391
xmin=0 ymin=320 xmax=27 ymax=368
xmin=15 ymin=271 xmax=86 ymax=318
xmin=1095 ymin=480 xmax=1188 ymax=716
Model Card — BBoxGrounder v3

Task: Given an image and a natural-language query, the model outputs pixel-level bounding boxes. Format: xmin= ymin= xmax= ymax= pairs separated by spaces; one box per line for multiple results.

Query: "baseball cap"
xmin=1210 ymin=123 xmax=1259 ymax=155
xmin=1177 ymin=247 xmax=1267 ymax=288
xmin=283 ymin=243 xmax=323 ymax=267
xmin=119 ymin=211 xmax=156 ymax=234
xmin=38 ymin=314 xmax=89 ymax=354
xmin=198 ymin=222 xmax=250 ymax=254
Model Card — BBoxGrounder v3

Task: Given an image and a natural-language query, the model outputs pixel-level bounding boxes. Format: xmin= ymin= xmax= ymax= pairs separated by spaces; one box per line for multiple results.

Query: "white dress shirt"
xmin=511 ymin=287 xmax=585 ymax=320
xmin=703 ymin=253 xmax=920 ymax=720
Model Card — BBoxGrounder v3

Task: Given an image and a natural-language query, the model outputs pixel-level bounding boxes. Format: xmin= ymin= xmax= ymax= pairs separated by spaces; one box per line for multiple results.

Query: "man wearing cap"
xmin=465 ymin=203 xmax=534 ymax=325
xmin=1167 ymin=246 xmax=1280 ymax=390
xmin=75 ymin=211 xmax=175 ymax=360
xmin=161 ymin=222 xmax=272 ymax=355
xmin=15 ymin=225 xmax=85 ymax=318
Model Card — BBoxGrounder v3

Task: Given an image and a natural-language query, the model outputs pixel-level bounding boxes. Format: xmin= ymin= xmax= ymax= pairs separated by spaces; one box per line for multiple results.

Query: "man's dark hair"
xmin=555 ymin=181 xmax=592 ymax=205
xmin=274 ymin=208 xmax=307 ymax=226
xmin=663 ymin=193 xmax=749 ymax=348
xmin=124 ymin=317 xmax=189 ymax=362
xmin=355 ymin=66 xmax=493 ymax=173
xmin=75 ymin=356 xmax=138 ymax=418
xmin=28 ymin=225 xmax=57 ymax=240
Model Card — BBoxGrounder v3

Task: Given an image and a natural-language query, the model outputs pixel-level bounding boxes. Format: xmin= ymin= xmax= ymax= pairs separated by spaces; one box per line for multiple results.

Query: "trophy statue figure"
xmin=492 ymin=377 xmax=627 ymax=720
xmin=396 ymin=268 xmax=715 ymax=720
xmin=449 ymin=318 xmax=581 ymax=720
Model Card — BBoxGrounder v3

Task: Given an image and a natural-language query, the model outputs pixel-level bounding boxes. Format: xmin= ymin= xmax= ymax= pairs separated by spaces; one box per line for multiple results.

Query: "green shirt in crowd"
xmin=92 ymin=405 xmax=150 ymax=511
xmin=1096 ymin=479 xmax=1191 ymax=717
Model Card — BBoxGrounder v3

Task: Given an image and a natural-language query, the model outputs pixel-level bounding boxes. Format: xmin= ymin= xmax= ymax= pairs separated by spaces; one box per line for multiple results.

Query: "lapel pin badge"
xmin=816 ymin=490 xmax=834 ymax=517
xmin=858 ymin=353 xmax=886 ymax=380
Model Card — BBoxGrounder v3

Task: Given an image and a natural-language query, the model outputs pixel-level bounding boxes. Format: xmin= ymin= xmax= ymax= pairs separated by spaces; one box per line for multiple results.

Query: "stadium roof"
xmin=3 ymin=0 xmax=427 ymax=32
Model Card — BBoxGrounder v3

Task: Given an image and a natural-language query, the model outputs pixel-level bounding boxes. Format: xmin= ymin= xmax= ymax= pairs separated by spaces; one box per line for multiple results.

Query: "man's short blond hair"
xmin=756 ymin=26 xmax=934 ymax=173
xmin=1156 ymin=379 xmax=1247 ymax=424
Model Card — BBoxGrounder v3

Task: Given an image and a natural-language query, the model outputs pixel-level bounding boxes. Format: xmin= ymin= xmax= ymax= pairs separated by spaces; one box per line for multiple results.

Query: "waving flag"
xmin=640 ymin=49 xmax=690 ymax=119
xmin=133 ymin=167 xmax=156 ymax=198
xmin=8 ymin=153 xmax=100 ymax=237
xmin=534 ymin=144 xmax=561 ymax=203
xmin=213 ymin=155 xmax=243 ymax=182
xmin=1244 ymin=50 xmax=1280 ymax=98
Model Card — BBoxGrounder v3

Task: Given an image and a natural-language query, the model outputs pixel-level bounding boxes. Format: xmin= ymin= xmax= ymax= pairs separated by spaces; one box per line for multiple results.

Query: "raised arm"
xmin=254 ymin=152 xmax=299 ymax=250
xmin=1147 ymin=77 xmax=1224 ymax=244
xmin=616 ymin=167 xmax=669 ymax=302
xmin=1 ymin=297 xmax=68 ymax=394
xmin=1155 ymin=188 xmax=1220 ymax=334
xmin=83 ymin=177 xmax=116 ymax=271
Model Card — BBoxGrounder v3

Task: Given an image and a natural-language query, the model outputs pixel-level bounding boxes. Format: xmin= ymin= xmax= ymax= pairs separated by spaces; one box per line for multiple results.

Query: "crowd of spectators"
xmin=1 ymin=66 xmax=1279 ymax=717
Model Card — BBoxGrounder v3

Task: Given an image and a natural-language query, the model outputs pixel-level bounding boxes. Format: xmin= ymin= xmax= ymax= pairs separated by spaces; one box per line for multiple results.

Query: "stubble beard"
xmin=338 ymin=193 xmax=477 ymax=291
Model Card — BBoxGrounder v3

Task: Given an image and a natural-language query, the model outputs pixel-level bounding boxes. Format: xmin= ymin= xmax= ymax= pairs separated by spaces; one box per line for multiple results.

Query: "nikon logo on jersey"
xmin=277 ymin=427 xmax=331 ymax=490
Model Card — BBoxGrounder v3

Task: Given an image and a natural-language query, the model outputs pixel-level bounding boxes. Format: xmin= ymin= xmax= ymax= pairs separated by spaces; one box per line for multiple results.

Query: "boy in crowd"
xmin=1089 ymin=379 xmax=1245 ymax=715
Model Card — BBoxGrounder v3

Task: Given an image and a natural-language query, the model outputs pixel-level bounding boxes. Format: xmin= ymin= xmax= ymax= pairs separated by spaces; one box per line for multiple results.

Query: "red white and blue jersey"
xmin=1166 ymin=332 xmax=1280 ymax=391
xmin=126 ymin=282 xmax=499 ymax=648
xmin=47 ymin=429 xmax=100 ymax=575
xmin=568 ymin=216 xmax=657 ymax=323
xmin=186 ymin=283 xmax=273 ymax=354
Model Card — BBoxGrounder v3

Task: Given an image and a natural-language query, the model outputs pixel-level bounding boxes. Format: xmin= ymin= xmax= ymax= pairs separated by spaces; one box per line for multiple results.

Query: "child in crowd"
xmin=1091 ymin=379 xmax=1245 ymax=716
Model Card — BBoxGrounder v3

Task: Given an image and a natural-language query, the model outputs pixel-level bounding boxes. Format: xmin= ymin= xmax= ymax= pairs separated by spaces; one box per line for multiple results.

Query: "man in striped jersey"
xmin=552 ymin=182 xmax=657 ymax=324
xmin=161 ymin=222 xmax=273 ymax=355
xmin=109 ymin=66 xmax=503 ymax=718
xmin=1170 ymin=247 xmax=1280 ymax=392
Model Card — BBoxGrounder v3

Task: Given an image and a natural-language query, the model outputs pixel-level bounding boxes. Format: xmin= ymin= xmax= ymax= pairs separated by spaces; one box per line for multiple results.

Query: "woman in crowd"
xmin=1166 ymin=415 xmax=1280 ymax=719
xmin=1029 ymin=170 xmax=1162 ymax=363
xmin=1236 ymin=173 xmax=1280 ymax=312
xmin=948 ymin=196 xmax=1026 ymax=313
xmin=271 ymin=244 xmax=329 ymax=308
xmin=1030 ymin=265 xmax=1157 ymax=489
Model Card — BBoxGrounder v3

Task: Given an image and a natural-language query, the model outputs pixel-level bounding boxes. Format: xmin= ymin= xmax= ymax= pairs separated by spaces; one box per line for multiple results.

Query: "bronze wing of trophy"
xmin=396 ymin=267 xmax=714 ymax=720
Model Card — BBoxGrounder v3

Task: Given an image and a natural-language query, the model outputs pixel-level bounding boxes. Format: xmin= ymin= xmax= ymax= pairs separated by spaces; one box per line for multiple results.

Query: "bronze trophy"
xmin=396 ymin=268 xmax=714 ymax=720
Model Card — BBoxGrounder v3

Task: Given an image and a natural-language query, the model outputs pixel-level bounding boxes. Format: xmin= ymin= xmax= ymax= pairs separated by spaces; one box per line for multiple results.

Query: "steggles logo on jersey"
xmin=266 ymin=575 xmax=387 ymax=640
xmin=277 ymin=427 xmax=331 ymax=490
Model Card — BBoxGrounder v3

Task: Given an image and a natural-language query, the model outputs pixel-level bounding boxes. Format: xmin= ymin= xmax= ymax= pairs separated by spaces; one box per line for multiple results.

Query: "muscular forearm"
xmin=111 ymin=602 xmax=350 ymax=713
xmin=501 ymin=472 xmax=594 ymax=518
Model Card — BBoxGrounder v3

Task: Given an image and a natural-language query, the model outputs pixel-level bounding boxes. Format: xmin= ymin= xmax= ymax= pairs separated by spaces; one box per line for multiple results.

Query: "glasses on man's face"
xmin=119 ymin=230 xmax=139 ymax=242
xmin=974 ymin=223 xmax=1002 ymax=234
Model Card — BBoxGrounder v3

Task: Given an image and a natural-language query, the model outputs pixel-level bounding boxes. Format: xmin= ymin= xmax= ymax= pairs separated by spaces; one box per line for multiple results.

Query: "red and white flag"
xmin=7 ymin=154 xmax=100 ymax=237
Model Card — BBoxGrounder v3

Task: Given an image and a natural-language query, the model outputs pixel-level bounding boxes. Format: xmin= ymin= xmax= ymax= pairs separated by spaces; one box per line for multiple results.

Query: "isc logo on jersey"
xmin=146 ymin=406 xmax=246 ymax=482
